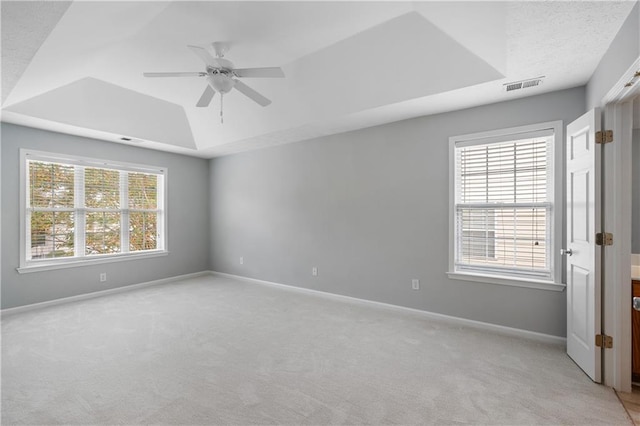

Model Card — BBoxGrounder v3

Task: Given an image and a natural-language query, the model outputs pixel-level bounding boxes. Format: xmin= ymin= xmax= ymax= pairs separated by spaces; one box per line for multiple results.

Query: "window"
xmin=448 ymin=122 xmax=563 ymax=289
xmin=20 ymin=150 xmax=166 ymax=272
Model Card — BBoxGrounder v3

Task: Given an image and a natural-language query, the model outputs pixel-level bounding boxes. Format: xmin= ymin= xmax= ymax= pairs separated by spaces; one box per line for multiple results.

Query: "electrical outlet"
xmin=412 ymin=279 xmax=420 ymax=290
xmin=100 ymin=273 xmax=107 ymax=282
xmin=312 ymin=267 xmax=318 ymax=276
xmin=240 ymin=256 xmax=244 ymax=265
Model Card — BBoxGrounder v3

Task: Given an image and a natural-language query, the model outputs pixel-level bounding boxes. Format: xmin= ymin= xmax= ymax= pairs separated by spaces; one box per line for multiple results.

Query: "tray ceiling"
xmin=1 ymin=1 xmax=636 ymax=157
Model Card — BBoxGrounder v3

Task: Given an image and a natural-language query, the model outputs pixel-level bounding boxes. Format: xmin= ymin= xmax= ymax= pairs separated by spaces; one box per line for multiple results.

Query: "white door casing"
xmin=599 ymin=56 xmax=640 ymax=393
xmin=565 ymin=108 xmax=602 ymax=382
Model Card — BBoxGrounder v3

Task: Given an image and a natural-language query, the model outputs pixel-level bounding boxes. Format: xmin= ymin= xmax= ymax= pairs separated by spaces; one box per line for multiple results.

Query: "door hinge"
xmin=595 ymin=334 xmax=613 ymax=348
xmin=595 ymin=232 xmax=613 ymax=246
xmin=595 ymin=130 xmax=613 ymax=144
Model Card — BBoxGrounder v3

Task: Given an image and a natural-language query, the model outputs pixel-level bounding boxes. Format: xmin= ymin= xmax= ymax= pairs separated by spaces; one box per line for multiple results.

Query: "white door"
xmin=565 ymin=108 xmax=602 ymax=382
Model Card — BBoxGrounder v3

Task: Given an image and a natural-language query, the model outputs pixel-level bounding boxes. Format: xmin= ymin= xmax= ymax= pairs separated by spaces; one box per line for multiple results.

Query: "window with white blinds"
xmin=449 ymin=123 xmax=561 ymax=284
xmin=21 ymin=150 xmax=166 ymax=269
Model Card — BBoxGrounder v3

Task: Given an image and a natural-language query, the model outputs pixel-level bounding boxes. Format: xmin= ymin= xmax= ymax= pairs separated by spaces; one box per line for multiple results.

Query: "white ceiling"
xmin=1 ymin=1 xmax=636 ymax=158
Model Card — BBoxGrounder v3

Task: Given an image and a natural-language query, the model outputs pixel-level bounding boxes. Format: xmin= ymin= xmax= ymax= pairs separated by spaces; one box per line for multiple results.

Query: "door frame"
xmin=601 ymin=56 xmax=640 ymax=393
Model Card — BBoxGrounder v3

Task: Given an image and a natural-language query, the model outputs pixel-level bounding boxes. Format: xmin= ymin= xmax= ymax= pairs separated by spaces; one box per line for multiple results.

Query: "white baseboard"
xmin=211 ymin=271 xmax=567 ymax=346
xmin=1 ymin=271 xmax=211 ymax=317
xmin=4 ymin=270 xmax=567 ymax=346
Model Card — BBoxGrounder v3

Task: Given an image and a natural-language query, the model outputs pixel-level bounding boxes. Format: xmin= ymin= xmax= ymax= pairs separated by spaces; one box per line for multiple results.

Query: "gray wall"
xmin=1 ymin=123 xmax=210 ymax=309
xmin=586 ymin=2 xmax=639 ymax=109
xmin=209 ymin=86 xmax=586 ymax=337
xmin=633 ymin=129 xmax=640 ymax=253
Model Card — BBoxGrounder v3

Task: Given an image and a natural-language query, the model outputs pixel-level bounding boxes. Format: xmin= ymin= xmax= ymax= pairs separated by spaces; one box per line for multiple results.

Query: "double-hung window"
xmin=448 ymin=122 xmax=563 ymax=289
xmin=19 ymin=150 xmax=167 ymax=272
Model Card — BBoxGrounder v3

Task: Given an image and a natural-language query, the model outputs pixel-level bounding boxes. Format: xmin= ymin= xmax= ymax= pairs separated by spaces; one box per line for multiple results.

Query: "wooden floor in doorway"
xmin=618 ymin=386 xmax=640 ymax=424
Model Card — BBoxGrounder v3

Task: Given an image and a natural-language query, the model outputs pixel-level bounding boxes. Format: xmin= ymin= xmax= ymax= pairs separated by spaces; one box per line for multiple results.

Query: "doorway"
xmin=602 ymin=68 xmax=640 ymax=392
xmin=630 ymin=97 xmax=640 ymax=384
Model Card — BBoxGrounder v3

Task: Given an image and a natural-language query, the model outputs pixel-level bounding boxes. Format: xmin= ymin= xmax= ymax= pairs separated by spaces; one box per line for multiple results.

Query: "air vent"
xmin=506 ymin=82 xmax=523 ymax=91
xmin=120 ymin=137 xmax=144 ymax=143
xmin=522 ymin=79 xmax=542 ymax=88
xmin=504 ymin=76 xmax=545 ymax=92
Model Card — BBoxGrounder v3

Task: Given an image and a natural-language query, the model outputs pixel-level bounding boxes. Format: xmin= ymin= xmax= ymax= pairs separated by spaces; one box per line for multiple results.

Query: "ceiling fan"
xmin=143 ymin=42 xmax=284 ymax=120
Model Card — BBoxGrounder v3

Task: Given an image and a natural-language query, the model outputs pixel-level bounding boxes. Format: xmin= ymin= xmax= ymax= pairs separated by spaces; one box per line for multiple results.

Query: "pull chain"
xmin=220 ymin=93 xmax=224 ymax=124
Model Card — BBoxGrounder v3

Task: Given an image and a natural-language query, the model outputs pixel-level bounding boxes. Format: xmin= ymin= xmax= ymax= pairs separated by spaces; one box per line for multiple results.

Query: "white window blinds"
xmin=28 ymin=161 xmax=75 ymax=259
xmin=83 ymin=167 xmax=122 ymax=255
xmin=454 ymin=135 xmax=553 ymax=280
xmin=128 ymin=172 xmax=159 ymax=252
xmin=24 ymin=151 xmax=165 ymax=267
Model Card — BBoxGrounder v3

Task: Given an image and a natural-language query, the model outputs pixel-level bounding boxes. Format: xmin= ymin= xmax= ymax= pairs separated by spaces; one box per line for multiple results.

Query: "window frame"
xmin=447 ymin=121 xmax=565 ymax=292
xmin=18 ymin=149 xmax=168 ymax=273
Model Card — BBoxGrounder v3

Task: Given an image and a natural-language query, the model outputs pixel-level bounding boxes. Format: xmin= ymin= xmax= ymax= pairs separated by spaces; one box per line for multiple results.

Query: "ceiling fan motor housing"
xmin=206 ymin=57 xmax=235 ymax=93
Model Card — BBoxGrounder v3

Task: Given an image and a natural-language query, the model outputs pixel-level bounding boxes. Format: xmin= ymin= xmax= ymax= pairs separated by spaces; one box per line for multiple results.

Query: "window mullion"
xmin=121 ymin=171 xmax=129 ymax=253
xmin=75 ymin=166 xmax=86 ymax=258
xmin=158 ymin=174 xmax=165 ymax=250
xmin=25 ymin=162 xmax=32 ymax=262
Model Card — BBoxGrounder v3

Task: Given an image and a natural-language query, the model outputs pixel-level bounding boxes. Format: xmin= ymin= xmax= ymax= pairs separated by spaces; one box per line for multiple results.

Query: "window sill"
xmin=17 ymin=250 xmax=169 ymax=274
xmin=447 ymin=271 xmax=566 ymax=292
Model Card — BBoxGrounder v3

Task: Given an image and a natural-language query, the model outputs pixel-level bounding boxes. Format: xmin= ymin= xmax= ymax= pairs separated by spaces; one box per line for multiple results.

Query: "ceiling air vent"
xmin=504 ymin=76 xmax=545 ymax=92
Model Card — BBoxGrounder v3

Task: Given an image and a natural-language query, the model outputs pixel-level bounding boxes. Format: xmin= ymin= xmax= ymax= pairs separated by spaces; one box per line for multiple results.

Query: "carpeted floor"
xmin=1 ymin=274 xmax=632 ymax=425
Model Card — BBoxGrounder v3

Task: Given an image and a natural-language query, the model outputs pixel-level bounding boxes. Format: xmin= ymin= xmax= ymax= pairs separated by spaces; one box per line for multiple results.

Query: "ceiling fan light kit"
xmin=143 ymin=42 xmax=285 ymax=123
xmin=208 ymin=73 xmax=235 ymax=94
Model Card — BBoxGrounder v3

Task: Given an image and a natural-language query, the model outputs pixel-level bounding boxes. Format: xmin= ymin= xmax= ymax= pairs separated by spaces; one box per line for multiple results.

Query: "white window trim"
xmin=18 ymin=149 xmax=168 ymax=273
xmin=448 ymin=121 xmax=565 ymax=292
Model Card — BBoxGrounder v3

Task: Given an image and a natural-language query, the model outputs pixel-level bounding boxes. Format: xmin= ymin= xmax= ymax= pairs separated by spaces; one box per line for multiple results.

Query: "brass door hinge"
xmin=595 ymin=232 xmax=613 ymax=246
xmin=595 ymin=334 xmax=613 ymax=349
xmin=595 ymin=130 xmax=613 ymax=144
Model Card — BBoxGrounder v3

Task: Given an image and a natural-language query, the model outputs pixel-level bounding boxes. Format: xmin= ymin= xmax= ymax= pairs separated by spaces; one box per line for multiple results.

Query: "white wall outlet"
xmin=100 ymin=273 xmax=107 ymax=282
xmin=240 ymin=256 xmax=244 ymax=265
xmin=412 ymin=279 xmax=420 ymax=290
xmin=312 ymin=267 xmax=318 ymax=276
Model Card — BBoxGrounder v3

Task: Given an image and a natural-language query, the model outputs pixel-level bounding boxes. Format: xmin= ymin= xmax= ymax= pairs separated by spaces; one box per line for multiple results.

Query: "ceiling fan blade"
xmin=233 ymin=80 xmax=271 ymax=107
xmin=196 ymin=85 xmax=215 ymax=108
xmin=143 ymin=72 xmax=205 ymax=78
xmin=187 ymin=45 xmax=223 ymax=68
xmin=234 ymin=67 xmax=285 ymax=78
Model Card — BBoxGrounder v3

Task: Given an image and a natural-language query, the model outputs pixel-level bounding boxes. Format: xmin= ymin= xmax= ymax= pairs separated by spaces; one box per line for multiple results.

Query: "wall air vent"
xmin=522 ymin=79 xmax=542 ymax=88
xmin=120 ymin=137 xmax=144 ymax=143
xmin=504 ymin=76 xmax=545 ymax=92
xmin=506 ymin=82 xmax=523 ymax=91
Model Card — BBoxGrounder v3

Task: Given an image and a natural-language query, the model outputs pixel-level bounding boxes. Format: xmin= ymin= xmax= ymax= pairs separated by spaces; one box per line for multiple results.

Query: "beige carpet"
xmin=1 ymin=274 xmax=632 ymax=425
